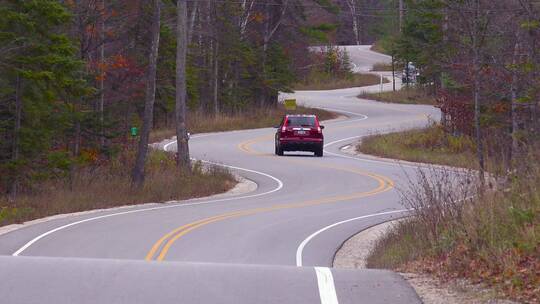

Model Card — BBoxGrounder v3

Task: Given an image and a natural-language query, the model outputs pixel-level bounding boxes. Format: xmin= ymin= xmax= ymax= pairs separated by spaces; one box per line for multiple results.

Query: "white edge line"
xmin=320 ymin=107 xmax=368 ymax=124
xmin=12 ymin=138 xmax=283 ymax=257
xmin=324 ymin=135 xmax=472 ymax=173
xmin=315 ymin=267 xmax=339 ymax=304
xmin=296 ymin=209 xmax=409 ymax=267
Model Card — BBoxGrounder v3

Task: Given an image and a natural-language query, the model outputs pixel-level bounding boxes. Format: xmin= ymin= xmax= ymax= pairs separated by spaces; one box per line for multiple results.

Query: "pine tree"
xmin=0 ymin=1 xmax=87 ymax=199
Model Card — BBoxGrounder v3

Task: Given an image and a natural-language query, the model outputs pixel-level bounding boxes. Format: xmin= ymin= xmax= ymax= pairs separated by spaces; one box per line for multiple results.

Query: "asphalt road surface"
xmin=0 ymin=46 xmax=441 ymax=304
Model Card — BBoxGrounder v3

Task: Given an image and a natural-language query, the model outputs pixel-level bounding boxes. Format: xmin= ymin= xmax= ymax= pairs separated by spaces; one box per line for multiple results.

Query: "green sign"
xmin=130 ymin=127 xmax=138 ymax=137
xmin=284 ymin=99 xmax=297 ymax=110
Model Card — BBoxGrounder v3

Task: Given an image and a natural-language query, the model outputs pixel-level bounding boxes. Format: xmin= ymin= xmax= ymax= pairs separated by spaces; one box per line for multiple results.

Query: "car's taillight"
xmin=281 ymin=126 xmax=287 ymax=133
xmin=317 ymin=126 xmax=322 ymax=133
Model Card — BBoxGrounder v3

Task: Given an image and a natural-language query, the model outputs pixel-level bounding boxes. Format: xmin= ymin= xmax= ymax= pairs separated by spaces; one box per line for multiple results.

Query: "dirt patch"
xmin=402 ymin=272 xmax=521 ymax=304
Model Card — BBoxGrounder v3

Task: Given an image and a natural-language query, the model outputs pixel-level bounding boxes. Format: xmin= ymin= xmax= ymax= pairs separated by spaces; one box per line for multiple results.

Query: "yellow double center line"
xmin=145 ymin=150 xmax=394 ymax=261
xmin=146 ymin=117 xmax=403 ymax=261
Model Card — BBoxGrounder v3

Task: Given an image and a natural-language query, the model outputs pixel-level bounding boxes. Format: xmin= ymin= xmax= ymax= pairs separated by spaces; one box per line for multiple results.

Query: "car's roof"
xmin=285 ymin=114 xmax=316 ymax=117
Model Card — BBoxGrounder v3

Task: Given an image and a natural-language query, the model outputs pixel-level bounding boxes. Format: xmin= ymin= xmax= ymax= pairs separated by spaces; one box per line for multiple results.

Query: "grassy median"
xmin=359 ymin=87 xmax=437 ymax=105
xmin=358 ymin=125 xmax=478 ymax=170
xmin=150 ymin=105 xmax=338 ymax=143
xmin=294 ymin=73 xmax=388 ymax=91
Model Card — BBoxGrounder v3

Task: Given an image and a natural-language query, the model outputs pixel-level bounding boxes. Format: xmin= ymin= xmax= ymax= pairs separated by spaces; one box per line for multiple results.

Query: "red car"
xmin=275 ymin=114 xmax=325 ymax=157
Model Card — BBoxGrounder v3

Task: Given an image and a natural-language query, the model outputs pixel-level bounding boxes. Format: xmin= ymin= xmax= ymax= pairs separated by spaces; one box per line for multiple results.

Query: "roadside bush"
xmin=367 ymin=151 xmax=540 ymax=302
xmin=0 ymin=149 xmax=236 ymax=227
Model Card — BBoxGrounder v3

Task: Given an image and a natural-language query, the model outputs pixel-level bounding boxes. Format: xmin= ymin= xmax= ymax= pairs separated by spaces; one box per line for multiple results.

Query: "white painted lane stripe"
xmin=315 ymin=267 xmax=339 ymax=304
xmin=296 ymin=209 xmax=409 ymax=267
xmin=12 ymin=138 xmax=284 ymax=257
xmin=320 ymin=108 xmax=368 ymax=124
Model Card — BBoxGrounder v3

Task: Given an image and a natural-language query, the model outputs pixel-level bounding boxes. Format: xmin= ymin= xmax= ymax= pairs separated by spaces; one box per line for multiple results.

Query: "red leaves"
xmin=439 ymin=90 xmax=475 ymax=136
xmin=110 ymin=54 xmax=129 ymax=69
xmin=251 ymin=12 xmax=266 ymax=23
xmin=492 ymin=102 xmax=509 ymax=114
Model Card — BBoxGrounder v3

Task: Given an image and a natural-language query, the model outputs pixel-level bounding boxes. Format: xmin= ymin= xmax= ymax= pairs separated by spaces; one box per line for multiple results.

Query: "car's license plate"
xmin=295 ymin=130 xmax=307 ymax=135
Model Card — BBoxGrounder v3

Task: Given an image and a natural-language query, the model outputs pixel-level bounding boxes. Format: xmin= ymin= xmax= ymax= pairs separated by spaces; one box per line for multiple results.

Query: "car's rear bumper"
xmin=279 ymin=138 xmax=323 ymax=151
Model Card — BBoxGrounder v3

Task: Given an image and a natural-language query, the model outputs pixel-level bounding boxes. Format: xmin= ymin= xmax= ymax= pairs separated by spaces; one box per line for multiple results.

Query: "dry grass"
xmin=367 ymin=158 xmax=540 ymax=303
xmin=370 ymin=42 xmax=389 ymax=55
xmin=359 ymin=87 xmax=437 ymax=105
xmin=150 ymin=104 xmax=338 ymax=143
xmin=358 ymin=125 xmax=479 ymax=170
xmin=294 ymin=73 xmax=388 ymax=91
xmin=0 ymin=150 xmax=236 ymax=227
xmin=371 ymin=62 xmax=394 ymax=72
xmin=359 ymin=124 xmax=539 ymax=302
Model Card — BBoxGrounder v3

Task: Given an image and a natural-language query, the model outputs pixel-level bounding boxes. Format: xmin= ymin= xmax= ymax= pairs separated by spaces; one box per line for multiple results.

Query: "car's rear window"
xmin=286 ymin=116 xmax=316 ymax=127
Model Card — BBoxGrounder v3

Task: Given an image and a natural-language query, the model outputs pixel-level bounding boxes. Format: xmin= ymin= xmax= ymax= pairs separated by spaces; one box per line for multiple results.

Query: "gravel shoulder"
xmin=333 ymin=142 xmax=522 ymax=304
xmin=333 ymin=219 xmax=521 ymax=304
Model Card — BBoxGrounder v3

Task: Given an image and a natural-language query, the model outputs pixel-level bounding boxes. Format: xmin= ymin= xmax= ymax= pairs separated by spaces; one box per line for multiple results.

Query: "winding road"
xmin=0 ymin=45 xmax=441 ymax=304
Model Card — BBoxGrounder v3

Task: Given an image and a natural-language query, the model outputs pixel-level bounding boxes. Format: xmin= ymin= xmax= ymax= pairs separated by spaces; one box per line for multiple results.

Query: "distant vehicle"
xmin=275 ymin=114 xmax=324 ymax=157
xmin=402 ymin=62 xmax=419 ymax=84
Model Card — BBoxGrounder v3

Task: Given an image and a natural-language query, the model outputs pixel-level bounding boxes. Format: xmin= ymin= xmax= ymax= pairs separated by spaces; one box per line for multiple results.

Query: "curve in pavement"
xmin=0 ymin=45 xmax=438 ymax=304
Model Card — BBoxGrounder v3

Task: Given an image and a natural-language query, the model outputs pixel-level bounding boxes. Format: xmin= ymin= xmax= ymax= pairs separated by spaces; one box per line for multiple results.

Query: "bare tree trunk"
xmin=390 ymin=54 xmax=396 ymax=91
xmin=99 ymin=0 xmax=106 ymax=148
xmin=213 ymin=39 xmax=219 ymax=115
xmin=472 ymin=0 xmax=485 ymax=188
xmin=69 ymin=118 xmax=81 ymax=191
xmin=346 ymin=0 xmax=360 ymax=45
xmin=240 ymin=0 xmax=255 ymax=38
xmin=399 ymin=0 xmax=404 ymax=32
xmin=176 ymin=0 xmax=191 ymax=169
xmin=10 ymin=75 xmax=22 ymax=202
xmin=132 ymin=0 xmax=161 ymax=187
xmin=258 ymin=0 xmax=289 ymax=107
xmin=188 ymin=0 xmax=198 ymax=44
xmin=510 ymin=36 xmax=521 ymax=165
xmin=440 ymin=7 xmax=448 ymax=128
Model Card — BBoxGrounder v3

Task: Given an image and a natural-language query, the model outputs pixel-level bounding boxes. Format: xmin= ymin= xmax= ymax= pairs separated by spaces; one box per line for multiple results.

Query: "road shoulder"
xmin=332 ymin=219 xmax=520 ymax=304
xmin=0 ymin=174 xmax=256 ymax=237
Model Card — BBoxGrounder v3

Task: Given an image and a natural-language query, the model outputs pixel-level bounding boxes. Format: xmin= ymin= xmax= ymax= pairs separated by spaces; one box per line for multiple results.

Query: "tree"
xmin=132 ymin=0 xmax=161 ymax=187
xmin=395 ymin=0 xmax=540 ymax=176
xmin=0 ymin=0 xmax=87 ymax=199
xmin=345 ymin=0 xmax=361 ymax=45
xmin=175 ymin=0 xmax=190 ymax=169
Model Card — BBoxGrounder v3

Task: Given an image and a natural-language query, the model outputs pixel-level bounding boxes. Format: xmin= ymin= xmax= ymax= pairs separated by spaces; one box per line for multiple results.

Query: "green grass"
xmin=0 ymin=150 xmax=236 ymax=227
xmin=294 ymin=73 xmax=388 ymax=91
xmin=358 ymin=125 xmax=479 ymax=170
xmin=359 ymin=87 xmax=437 ymax=105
